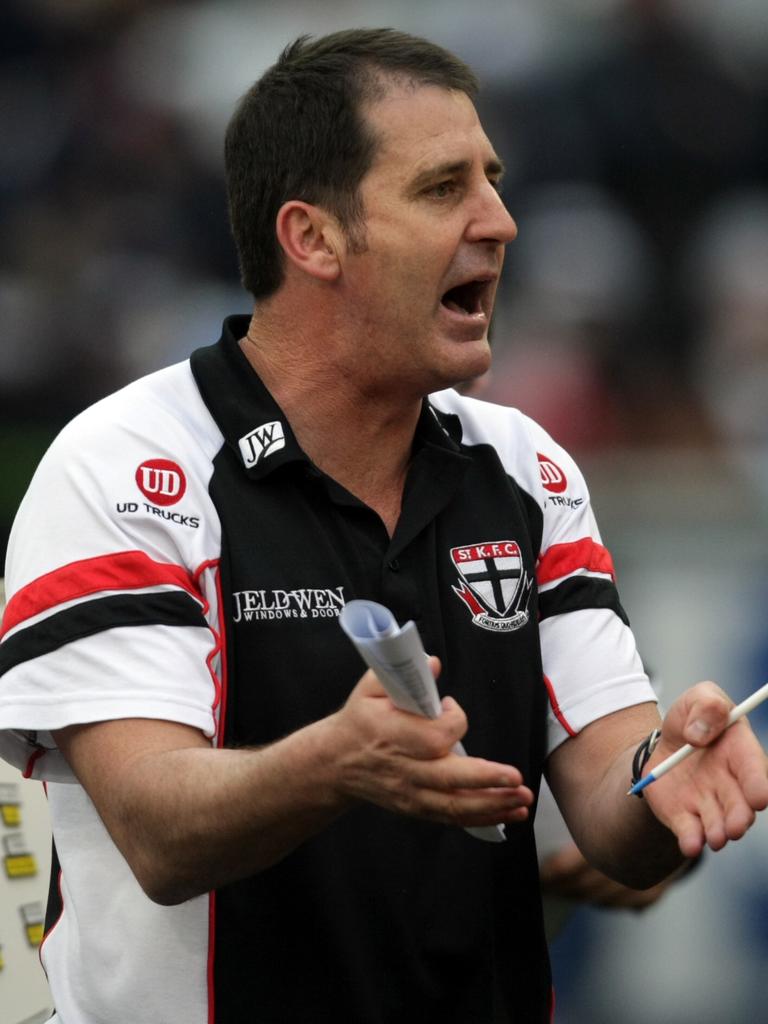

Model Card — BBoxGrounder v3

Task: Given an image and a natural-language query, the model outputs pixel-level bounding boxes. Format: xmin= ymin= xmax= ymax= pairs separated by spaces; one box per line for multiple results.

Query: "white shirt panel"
xmin=42 ymin=781 xmax=209 ymax=1024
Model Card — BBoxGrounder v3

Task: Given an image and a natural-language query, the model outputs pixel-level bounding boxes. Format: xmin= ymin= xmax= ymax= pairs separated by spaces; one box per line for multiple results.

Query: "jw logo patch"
xmin=450 ymin=540 xmax=532 ymax=633
xmin=239 ymin=421 xmax=286 ymax=467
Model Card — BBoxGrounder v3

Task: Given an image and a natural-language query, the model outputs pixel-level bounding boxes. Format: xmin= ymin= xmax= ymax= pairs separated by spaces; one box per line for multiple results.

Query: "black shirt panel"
xmin=190 ymin=326 xmax=552 ymax=1023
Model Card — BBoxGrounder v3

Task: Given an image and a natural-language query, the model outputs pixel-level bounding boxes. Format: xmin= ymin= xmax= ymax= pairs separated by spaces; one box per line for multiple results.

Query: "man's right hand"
xmin=327 ymin=659 xmax=534 ymax=829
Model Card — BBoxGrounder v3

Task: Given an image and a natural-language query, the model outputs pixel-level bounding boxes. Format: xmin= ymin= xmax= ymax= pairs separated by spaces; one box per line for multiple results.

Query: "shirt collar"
xmin=190 ymin=315 xmax=467 ymax=482
xmin=190 ymin=315 xmax=308 ymax=481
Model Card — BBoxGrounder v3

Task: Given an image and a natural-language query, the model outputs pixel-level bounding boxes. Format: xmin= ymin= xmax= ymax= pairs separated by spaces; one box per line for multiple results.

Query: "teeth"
xmin=443 ymin=300 xmax=486 ymax=320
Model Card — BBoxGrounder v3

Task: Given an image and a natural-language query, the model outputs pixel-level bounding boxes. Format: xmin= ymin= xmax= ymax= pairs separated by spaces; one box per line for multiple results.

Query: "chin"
xmin=404 ymin=331 xmax=492 ymax=395
xmin=450 ymin=339 xmax=492 ymax=383
xmin=430 ymin=360 xmax=491 ymax=397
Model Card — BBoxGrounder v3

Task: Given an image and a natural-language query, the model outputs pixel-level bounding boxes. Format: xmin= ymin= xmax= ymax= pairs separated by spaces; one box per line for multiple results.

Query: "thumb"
xmin=352 ymin=668 xmax=389 ymax=699
xmin=680 ymin=683 xmax=733 ymax=747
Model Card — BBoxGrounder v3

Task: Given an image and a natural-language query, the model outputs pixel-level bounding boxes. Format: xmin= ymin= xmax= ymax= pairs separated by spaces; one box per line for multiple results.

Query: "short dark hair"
xmin=224 ymin=28 xmax=478 ymax=300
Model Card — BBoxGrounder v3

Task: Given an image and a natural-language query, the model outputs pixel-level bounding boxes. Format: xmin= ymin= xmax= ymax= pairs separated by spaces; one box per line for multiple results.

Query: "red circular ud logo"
xmin=135 ymin=459 xmax=187 ymax=506
xmin=537 ymin=453 xmax=567 ymax=494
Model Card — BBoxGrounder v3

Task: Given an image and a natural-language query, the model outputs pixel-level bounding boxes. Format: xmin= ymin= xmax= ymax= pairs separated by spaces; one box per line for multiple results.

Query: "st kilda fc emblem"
xmin=450 ymin=540 xmax=532 ymax=633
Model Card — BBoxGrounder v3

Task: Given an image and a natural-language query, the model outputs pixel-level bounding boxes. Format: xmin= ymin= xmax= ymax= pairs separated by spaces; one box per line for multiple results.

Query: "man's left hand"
xmin=644 ymin=681 xmax=768 ymax=858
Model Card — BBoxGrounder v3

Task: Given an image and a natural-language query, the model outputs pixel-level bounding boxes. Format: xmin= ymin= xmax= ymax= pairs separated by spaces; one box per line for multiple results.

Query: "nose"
xmin=467 ymin=182 xmax=518 ymax=246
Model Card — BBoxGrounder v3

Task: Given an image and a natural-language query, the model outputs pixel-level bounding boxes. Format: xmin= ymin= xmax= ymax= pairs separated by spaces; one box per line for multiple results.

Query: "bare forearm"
xmin=547 ymin=704 xmax=685 ymax=889
xmin=116 ymin=719 xmax=349 ymax=904
xmin=568 ymin=740 xmax=685 ymax=888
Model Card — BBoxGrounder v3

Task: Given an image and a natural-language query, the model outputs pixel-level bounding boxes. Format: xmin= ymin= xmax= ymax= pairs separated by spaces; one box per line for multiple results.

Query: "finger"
xmin=716 ymin=760 xmax=759 ymax=841
xmin=383 ymin=694 xmax=470 ymax=760
xmin=590 ymin=877 xmax=647 ymax=907
xmin=544 ymin=864 xmax=642 ymax=907
xmin=721 ymin=791 xmax=756 ymax=842
xmin=669 ymin=808 xmax=705 ymax=859
xmin=540 ymin=860 xmax=595 ymax=896
xmin=539 ymin=842 xmax=586 ymax=881
xmin=348 ymin=682 xmax=468 ymax=760
xmin=601 ymin=888 xmax=647 ymax=909
xmin=406 ymin=756 xmax=535 ymax=826
xmin=675 ymin=762 xmax=728 ymax=851
xmin=435 ymin=696 xmax=469 ymax=747
xmin=346 ymin=749 xmax=532 ymax=823
xmin=728 ymin=723 xmax=768 ymax=811
xmin=410 ymin=785 xmax=533 ymax=828
xmin=428 ymin=655 xmax=442 ymax=679
xmin=381 ymin=704 xmax=469 ymax=761
xmin=410 ymin=752 xmax=529 ymax=795
xmin=379 ymin=772 xmax=526 ymax=824
xmin=703 ymin=723 xmax=768 ymax=841
xmin=352 ymin=668 xmax=392 ymax=699
xmin=740 ymin=761 xmax=768 ymax=811
xmin=697 ymin=785 xmax=728 ymax=851
xmin=559 ymin=869 xmax=619 ymax=904
xmin=353 ymin=664 xmax=445 ymax=705
xmin=610 ymin=883 xmax=670 ymax=911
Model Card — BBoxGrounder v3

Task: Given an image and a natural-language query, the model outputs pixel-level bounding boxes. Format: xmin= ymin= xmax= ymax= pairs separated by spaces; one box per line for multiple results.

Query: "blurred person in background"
xmin=687 ymin=190 xmax=768 ymax=497
xmin=1 ymin=27 xmax=767 ymax=1024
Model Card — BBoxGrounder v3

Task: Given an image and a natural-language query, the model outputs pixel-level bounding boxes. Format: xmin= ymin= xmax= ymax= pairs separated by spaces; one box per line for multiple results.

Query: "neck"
xmin=240 ymin=307 xmax=422 ymax=535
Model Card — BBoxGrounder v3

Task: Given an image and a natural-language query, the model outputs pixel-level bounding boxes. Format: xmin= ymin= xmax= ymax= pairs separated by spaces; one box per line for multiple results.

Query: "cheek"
xmin=367 ymin=256 xmax=421 ymax=312
xmin=385 ymin=249 xmax=443 ymax=307
xmin=353 ymin=226 xmax=448 ymax=320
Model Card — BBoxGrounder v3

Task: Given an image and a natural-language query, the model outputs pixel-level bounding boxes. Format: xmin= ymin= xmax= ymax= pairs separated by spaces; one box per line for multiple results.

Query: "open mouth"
xmin=441 ymin=279 xmax=490 ymax=317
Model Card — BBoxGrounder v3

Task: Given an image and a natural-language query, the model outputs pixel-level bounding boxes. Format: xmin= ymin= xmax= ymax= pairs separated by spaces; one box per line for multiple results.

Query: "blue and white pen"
xmin=628 ymin=680 xmax=768 ymax=796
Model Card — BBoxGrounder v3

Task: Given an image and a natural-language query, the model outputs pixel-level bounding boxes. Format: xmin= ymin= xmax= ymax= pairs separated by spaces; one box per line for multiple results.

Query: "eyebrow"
xmin=409 ymin=157 xmax=506 ymax=192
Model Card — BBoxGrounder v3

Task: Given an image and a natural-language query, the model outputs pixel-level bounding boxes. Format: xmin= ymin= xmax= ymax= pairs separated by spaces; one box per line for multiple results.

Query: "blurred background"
xmin=1 ymin=0 xmax=767 ymax=1021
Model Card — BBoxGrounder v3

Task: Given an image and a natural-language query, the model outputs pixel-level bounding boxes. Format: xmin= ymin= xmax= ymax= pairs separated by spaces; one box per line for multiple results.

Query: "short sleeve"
xmin=517 ymin=417 xmax=657 ymax=752
xmin=0 ymin=362 xmax=226 ymax=781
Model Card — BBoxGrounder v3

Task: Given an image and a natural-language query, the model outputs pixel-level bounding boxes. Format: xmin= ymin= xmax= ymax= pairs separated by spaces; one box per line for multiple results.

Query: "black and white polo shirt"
xmin=0 ymin=315 xmax=654 ymax=1023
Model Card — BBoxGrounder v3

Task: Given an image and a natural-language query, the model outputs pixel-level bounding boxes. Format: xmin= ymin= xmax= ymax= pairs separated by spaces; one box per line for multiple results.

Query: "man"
xmin=0 ymin=29 xmax=765 ymax=1024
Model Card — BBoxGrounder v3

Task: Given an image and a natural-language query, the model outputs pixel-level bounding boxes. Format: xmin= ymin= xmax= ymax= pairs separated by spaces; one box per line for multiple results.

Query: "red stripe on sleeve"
xmin=22 ymin=746 xmax=47 ymax=779
xmin=542 ymin=674 xmax=577 ymax=738
xmin=193 ymin=559 xmax=227 ymax=721
xmin=1 ymin=550 xmax=201 ymax=638
xmin=536 ymin=537 xmax=615 ymax=587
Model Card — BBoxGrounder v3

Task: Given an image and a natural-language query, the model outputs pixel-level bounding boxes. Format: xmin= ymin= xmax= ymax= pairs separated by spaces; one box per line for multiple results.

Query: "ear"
xmin=275 ymin=201 xmax=342 ymax=283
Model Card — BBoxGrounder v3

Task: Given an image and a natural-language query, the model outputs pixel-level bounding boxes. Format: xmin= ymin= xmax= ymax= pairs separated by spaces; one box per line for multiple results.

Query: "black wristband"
xmin=630 ymin=728 xmax=662 ymax=798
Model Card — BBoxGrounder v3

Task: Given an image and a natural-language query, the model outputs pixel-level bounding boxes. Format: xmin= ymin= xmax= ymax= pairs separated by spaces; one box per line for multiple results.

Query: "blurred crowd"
xmin=2 ymin=0 xmax=768 ymax=553
xmin=478 ymin=1 xmax=768 ymax=455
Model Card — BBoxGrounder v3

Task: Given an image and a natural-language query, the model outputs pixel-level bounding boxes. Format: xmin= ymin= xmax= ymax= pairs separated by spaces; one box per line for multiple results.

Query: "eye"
xmin=427 ymin=180 xmax=456 ymax=199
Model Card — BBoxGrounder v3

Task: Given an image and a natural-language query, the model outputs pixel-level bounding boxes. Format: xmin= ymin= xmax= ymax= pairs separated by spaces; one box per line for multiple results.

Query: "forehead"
xmin=361 ymin=82 xmax=498 ymax=182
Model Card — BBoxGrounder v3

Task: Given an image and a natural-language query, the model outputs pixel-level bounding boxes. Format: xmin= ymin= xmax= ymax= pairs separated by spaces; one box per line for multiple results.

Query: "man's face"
xmin=337 ymin=81 xmax=517 ymax=395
